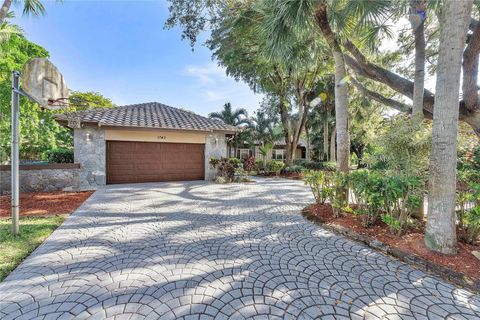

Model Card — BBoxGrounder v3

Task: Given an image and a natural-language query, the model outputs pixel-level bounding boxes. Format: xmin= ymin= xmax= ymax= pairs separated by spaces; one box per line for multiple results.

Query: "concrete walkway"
xmin=0 ymin=179 xmax=479 ymax=319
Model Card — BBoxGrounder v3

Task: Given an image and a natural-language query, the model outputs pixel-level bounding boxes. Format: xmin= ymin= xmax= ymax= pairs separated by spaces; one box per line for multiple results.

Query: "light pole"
xmin=11 ymin=70 xmax=20 ymax=235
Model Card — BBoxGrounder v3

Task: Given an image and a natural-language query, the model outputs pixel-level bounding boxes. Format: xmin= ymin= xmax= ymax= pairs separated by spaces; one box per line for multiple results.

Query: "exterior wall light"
xmin=86 ymin=132 xmax=92 ymax=142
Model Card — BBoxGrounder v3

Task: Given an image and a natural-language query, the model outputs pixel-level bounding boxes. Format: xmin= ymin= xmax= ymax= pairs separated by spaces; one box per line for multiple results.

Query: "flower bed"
xmin=303 ymin=203 xmax=480 ymax=291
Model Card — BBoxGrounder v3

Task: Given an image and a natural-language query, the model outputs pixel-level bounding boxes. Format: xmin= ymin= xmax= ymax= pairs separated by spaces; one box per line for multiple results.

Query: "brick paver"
xmin=1 ymin=178 xmax=479 ymax=319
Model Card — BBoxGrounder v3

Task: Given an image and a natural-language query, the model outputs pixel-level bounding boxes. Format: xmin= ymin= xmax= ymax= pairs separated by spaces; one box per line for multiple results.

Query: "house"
xmin=56 ymin=102 xmax=237 ymax=188
xmin=236 ymin=139 xmax=307 ymax=161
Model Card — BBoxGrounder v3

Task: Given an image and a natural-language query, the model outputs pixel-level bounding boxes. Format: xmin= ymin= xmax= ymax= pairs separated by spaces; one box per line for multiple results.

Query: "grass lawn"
xmin=0 ymin=215 xmax=65 ymax=281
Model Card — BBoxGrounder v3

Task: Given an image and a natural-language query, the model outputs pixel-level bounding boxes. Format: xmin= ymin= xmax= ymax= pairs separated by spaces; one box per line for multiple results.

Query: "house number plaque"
xmin=157 ymin=135 xmax=167 ymax=140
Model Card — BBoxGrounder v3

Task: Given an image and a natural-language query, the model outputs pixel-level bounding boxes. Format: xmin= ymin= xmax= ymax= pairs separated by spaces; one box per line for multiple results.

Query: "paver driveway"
xmin=1 ymin=179 xmax=479 ymax=320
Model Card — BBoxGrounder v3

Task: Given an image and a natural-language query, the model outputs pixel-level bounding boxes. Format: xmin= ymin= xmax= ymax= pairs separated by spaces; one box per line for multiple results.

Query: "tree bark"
xmin=330 ymin=126 xmax=336 ymax=163
xmin=323 ymin=114 xmax=329 ymax=161
xmin=425 ymin=0 xmax=473 ymax=255
xmin=463 ymin=17 xmax=480 ymax=110
xmin=0 ymin=0 xmax=11 ymax=25
xmin=409 ymin=0 xmax=426 ymax=123
xmin=314 ymin=2 xmax=349 ymax=174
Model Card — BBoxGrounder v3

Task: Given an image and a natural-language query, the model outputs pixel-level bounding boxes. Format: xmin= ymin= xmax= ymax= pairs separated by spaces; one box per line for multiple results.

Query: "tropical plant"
xmin=460 ymin=207 xmax=480 ymax=245
xmin=208 ymin=102 xmax=249 ymax=127
xmin=243 ymin=155 xmax=256 ymax=173
xmin=258 ymin=143 xmax=273 ymax=168
xmin=304 ymin=170 xmax=333 ymax=205
xmin=209 ymin=157 xmax=239 ymax=183
xmin=0 ymin=0 xmax=49 ymax=24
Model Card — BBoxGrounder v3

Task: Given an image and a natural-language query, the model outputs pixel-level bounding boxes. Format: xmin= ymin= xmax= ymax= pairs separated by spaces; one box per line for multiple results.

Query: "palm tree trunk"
xmin=323 ymin=113 xmax=329 ymax=161
xmin=409 ymin=1 xmax=426 ymax=123
xmin=315 ymin=2 xmax=349 ymax=175
xmin=425 ymin=0 xmax=473 ymax=255
xmin=330 ymin=126 xmax=336 ymax=162
xmin=0 ymin=0 xmax=12 ymax=24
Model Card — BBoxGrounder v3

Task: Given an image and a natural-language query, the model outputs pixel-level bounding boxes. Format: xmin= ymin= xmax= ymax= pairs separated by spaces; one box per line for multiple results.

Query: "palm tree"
xmin=0 ymin=12 xmax=21 ymax=45
xmin=425 ymin=0 xmax=473 ymax=255
xmin=0 ymin=0 xmax=48 ymax=24
xmin=251 ymin=110 xmax=282 ymax=165
xmin=209 ymin=102 xmax=250 ymax=156
xmin=208 ymin=102 xmax=249 ymax=127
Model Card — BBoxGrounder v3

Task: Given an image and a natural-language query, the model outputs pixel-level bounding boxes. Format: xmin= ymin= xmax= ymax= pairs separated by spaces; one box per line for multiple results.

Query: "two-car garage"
xmin=66 ymin=102 xmax=236 ymax=188
xmin=106 ymin=141 xmax=205 ymax=184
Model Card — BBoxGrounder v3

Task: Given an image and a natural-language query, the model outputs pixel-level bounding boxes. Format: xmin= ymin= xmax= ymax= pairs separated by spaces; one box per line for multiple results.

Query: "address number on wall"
xmin=157 ymin=136 xmax=167 ymax=140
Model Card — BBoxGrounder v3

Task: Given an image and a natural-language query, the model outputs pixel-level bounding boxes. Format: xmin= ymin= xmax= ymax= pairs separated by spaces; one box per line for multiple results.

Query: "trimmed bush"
xmin=266 ymin=160 xmax=284 ymax=174
xmin=43 ymin=148 xmax=73 ymax=163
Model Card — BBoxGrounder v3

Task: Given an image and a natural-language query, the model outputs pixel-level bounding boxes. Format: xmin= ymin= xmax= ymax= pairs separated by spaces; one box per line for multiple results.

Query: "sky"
xmin=12 ymin=1 xmax=264 ymax=117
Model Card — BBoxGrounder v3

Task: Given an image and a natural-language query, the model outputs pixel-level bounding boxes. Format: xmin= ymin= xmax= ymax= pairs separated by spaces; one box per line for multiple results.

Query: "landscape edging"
xmin=301 ymin=207 xmax=480 ymax=293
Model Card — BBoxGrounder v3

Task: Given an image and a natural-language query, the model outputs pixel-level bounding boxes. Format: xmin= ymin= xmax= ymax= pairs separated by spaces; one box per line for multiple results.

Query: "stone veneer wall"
xmin=204 ymin=132 xmax=228 ymax=180
xmin=74 ymin=126 xmax=106 ymax=189
xmin=0 ymin=164 xmax=80 ymax=195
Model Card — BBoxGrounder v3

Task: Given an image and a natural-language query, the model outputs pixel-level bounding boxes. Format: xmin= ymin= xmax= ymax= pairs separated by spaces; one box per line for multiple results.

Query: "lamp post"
xmin=11 ymin=71 xmax=20 ymax=235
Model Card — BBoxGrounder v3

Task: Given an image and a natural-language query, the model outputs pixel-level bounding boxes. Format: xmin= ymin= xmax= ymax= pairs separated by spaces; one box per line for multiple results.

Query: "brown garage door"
xmin=106 ymin=141 xmax=205 ymax=184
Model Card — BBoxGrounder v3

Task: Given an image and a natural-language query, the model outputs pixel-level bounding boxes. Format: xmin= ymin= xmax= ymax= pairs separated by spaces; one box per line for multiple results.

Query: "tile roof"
xmin=56 ymin=102 xmax=238 ymax=132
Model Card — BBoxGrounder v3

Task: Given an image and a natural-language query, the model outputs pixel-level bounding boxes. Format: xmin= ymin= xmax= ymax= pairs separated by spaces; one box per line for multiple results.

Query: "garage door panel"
xmin=107 ymin=141 xmax=205 ymax=184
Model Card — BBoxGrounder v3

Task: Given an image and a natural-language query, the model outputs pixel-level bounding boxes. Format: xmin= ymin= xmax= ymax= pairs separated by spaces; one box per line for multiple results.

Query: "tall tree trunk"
xmin=409 ymin=0 xmax=426 ymax=123
xmin=425 ymin=0 xmax=473 ymax=255
xmin=315 ymin=2 xmax=349 ymax=174
xmin=323 ymin=115 xmax=329 ymax=161
xmin=278 ymin=97 xmax=294 ymax=165
xmin=0 ymin=0 xmax=12 ymax=25
xmin=305 ymin=125 xmax=311 ymax=160
xmin=330 ymin=126 xmax=336 ymax=162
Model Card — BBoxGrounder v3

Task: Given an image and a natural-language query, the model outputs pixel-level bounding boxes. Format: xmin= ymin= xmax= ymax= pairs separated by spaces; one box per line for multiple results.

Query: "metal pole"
xmin=11 ymin=71 xmax=20 ymax=235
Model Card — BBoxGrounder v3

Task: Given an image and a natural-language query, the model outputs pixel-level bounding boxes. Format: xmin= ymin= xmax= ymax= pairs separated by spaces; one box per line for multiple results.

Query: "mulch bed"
xmin=0 ymin=191 xmax=94 ymax=217
xmin=257 ymin=172 xmax=304 ymax=180
xmin=303 ymin=203 xmax=480 ymax=290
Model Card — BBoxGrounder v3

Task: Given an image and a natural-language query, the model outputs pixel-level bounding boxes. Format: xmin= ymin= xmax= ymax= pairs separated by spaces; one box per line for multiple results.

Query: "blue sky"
xmin=13 ymin=1 xmax=263 ymax=116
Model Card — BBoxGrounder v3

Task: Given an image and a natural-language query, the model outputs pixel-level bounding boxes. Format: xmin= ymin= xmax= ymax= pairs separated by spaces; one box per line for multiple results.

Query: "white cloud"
xmin=205 ymin=90 xmax=227 ymax=102
xmin=183 ymin=62 xmax=264 ymax=114
xmin=185 ymin=63 xmax=228 ymax=85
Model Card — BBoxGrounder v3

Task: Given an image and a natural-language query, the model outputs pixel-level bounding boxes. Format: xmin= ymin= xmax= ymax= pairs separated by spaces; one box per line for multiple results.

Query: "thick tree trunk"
xmin=315 ymin=2 xmax=349 ymax=174
xmin=409 ymin=1 xmax=426 ymax=123
xmin=330 ymin=126 xmax=336 ymax=163
xmin=323 ymin=115 xmax=329 ymax=161
xmin=278 ymin=98 xmax=293 ymax=165
xmin=425 ymin=0 xmax=473 ymax=255
xmin=0 ymin=0 xmax=12 ymax=25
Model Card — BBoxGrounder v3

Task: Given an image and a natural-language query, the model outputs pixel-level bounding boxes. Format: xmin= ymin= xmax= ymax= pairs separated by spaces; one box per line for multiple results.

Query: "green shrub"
xmin=266 ymin=160 xmax=284 ymax=174
xmin=43 ymin=148 xmax=73 ymax=163
xmin=457 ymin=182 xmax=480 ymax=244
xmin=303 ymin=170 xmax=333 ymax=205
xmin=460 ymin=206 xmax=480 ymax=244
xmin=210 ymin=157 xmax=236 ymax=182
xmin=284 ymin=165 xmax=304 ymax=174
xmin=322 ymin=161 xmax=337 ymax=171
xmin=228 ymin=157 xmax=241 ymax=168
xmin=349 ymin=170 xmax=422 ymax=232
xmin=255 ymin=160 xmax=265 ymax=172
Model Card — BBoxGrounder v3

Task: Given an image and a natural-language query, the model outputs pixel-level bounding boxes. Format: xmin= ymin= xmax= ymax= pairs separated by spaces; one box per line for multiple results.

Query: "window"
xmin=272 ymin=149 xmax=285 ymax=160
xmin=237 ymin=149 xmax=250 ymax=159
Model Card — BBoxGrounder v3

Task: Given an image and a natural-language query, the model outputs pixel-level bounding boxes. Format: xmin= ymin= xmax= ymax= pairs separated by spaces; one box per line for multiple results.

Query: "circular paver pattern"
xmin=0 ymin=178 xmax=479 ymax=319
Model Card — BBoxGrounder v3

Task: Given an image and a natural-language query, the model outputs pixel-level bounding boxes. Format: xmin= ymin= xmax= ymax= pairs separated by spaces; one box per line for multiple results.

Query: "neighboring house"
xmin=56 ymin=102 xmax=237 ymax=188
xmin=236 ymin=139 xmax=307 ymax=161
